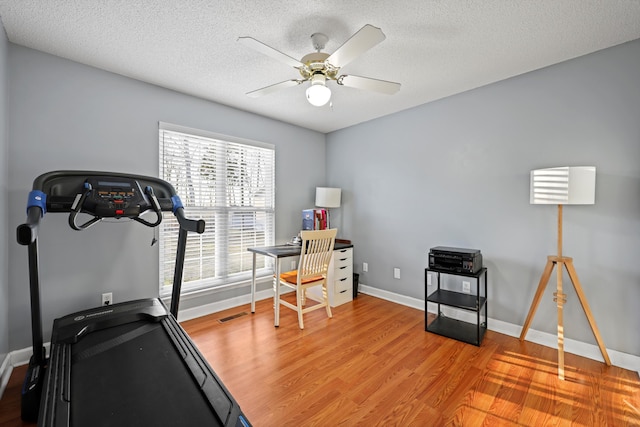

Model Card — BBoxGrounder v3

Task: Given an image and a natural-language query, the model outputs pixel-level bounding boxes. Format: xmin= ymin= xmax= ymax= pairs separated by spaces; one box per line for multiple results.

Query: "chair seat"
xmin=280 ymin=270 xmax=323 ymax=285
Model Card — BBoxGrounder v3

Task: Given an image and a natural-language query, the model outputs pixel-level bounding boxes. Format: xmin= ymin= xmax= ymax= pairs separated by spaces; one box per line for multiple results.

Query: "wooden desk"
xmin=248 ymin=242 xmax=353 ymax=326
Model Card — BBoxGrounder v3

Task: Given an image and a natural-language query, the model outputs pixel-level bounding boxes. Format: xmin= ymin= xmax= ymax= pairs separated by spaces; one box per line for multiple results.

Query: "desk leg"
xmin=251 ymin=252 xmax=257 ymax=313
xmin=274 ymin=257 xmax=281 ymax=327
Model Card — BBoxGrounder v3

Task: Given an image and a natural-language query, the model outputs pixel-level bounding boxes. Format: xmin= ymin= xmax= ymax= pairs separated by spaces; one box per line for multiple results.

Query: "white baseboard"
xmin=358 ymin=284 xmax=640 ymax=375
xmin=176 ymin=287 xmax=282 ymax=322
xmin=8 ymin=343 xmax=51 ymax=368
xmin=358 ymin=284 xmax=425 ymax=311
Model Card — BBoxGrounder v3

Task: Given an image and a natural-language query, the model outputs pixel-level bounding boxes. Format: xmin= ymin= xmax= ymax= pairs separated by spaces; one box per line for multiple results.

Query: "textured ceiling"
xmin=0 ymin=1 xmax=639 ymax=133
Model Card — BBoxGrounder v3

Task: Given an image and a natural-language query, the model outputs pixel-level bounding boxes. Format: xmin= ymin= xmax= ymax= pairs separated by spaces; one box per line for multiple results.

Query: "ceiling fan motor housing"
xmin=299 ymin=52 xmax=337 ymax=80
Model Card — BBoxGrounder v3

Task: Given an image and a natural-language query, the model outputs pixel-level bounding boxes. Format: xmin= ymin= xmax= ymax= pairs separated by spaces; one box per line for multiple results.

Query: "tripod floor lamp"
xmin=520 ymin=166 xmax=611 ymax=380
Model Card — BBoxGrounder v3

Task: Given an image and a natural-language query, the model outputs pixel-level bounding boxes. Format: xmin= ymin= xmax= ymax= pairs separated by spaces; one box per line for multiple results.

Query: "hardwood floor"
xmin=1 ymin=294 xmax=639 ymax=426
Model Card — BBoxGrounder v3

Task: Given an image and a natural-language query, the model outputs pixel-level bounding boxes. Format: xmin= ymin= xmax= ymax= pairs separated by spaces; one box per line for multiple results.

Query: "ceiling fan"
xmin=237 ymin=24 xmax=401 ymax=107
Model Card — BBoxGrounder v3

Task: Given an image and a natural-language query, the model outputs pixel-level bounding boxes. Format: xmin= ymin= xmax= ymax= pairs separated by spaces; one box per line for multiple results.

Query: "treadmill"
xmin=17 ymin=170 xmax=250 ymax=426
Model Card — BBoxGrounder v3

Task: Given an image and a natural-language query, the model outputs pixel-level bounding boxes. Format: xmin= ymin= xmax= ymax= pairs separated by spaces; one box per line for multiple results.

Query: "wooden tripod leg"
xmin=520 ymin=259 xmax=555 ymax=341
xmin=564 ymin=260 xmax=612 ymax=366
xmin=555 ymin=260 xmax=566 ymax=380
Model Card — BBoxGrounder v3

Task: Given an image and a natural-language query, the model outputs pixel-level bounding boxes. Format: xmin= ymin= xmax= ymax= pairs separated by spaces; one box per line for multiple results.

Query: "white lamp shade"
xmin=315 ymin=187 xmax=341 ymax=208
xmin=530 ymin=166 xmax=596 ymax=205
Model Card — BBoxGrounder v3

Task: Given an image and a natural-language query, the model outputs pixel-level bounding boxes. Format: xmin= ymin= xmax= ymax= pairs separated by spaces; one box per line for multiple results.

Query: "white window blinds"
xmin=159 ymin=123 xmax=275 ymax=295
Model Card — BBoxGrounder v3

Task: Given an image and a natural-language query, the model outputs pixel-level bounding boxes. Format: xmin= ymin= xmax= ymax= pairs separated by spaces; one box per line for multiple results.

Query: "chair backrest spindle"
xmin=299 ymin=229 xmax=337 ymax=280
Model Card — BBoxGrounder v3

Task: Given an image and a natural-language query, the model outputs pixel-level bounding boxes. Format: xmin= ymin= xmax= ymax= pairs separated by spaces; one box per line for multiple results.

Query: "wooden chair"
xmin=277 ymin=228 xmax=337 ymax=329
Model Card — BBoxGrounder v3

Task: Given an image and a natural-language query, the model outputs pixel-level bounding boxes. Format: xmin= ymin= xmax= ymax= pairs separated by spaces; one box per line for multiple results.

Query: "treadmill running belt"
xmin=70 ymin=320 xmax=223 ymax=426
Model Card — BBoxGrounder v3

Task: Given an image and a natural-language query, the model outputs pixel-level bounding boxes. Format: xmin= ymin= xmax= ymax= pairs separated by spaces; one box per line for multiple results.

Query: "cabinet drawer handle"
xmin=339 ymin=258 xmax=348 ymax=261
xmin=339 ymin=277 xmax=347 ymax=281
xmin=339 ymin=290 xmax=347 ymax=293
xmin=339 ymin=266 xmax=347 ymax=269
xmin=339 ymin=249 xmax=347 ymax=253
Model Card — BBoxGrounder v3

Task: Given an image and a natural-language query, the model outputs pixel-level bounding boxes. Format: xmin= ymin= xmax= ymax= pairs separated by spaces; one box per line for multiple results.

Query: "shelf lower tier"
xmin=426 ymin=315 xmax=486 ymax=346
xmin=427 ymin=289 xmax=486 ymax=311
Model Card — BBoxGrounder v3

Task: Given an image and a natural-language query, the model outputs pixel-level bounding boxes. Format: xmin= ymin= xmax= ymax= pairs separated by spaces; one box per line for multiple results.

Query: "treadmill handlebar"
xmin=174 ymin=207 xmax=206 ymax=234
xmin=17 ymin=206 xmax=42 ymax=245
xmin=17 ymin=195 xmax=204 ymax=244
xmin=17 ymin=171 xmax=205 ymax=244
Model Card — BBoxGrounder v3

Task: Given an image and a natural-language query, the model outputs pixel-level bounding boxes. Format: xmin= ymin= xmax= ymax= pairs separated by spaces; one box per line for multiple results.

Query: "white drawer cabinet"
xmin=308 ymin=246 xmax=353 ymax=307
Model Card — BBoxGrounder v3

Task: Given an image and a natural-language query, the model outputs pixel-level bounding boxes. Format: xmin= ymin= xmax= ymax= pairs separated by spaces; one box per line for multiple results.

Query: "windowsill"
xmin=160 ymin=273 xmax=273 ymax=305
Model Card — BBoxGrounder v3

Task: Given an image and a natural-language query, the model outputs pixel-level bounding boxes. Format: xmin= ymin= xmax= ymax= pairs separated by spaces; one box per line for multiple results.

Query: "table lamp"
xmin=315 ymin=187 xmax=341 ymax=229
xmin=520 ymin=166 xmax=611 ymax=379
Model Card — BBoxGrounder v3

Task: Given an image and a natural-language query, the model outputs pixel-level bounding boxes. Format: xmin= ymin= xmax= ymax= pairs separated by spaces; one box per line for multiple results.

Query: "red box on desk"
xmin=302 ymin=209 xmax=327 ymax=230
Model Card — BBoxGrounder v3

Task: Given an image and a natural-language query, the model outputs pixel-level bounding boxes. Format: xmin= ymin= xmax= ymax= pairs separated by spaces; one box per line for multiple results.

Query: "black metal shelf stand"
xmin=425 ymin=267 xmax=488 ymax=346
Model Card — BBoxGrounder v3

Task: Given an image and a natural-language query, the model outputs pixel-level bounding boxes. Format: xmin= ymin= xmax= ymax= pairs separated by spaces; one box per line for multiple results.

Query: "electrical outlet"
xmin=462 ymin=281 xmax=471 ymax=294
xmin=102 ymin=292 xmax=113 ymax=306
xmin=363 ymin=262 xmax=368 ymax=272
xmin=427 ymin=274 xmax=432 ymax=286
xmin=393 ymin=268 xmax=401 ymax=279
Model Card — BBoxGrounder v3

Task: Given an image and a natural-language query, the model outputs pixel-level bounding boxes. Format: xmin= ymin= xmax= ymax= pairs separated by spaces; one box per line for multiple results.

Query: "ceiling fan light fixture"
xmin=240 ymin=25 xmax=401 ymax=105
xmin=306 ymin=74 xmax=331 ymax=107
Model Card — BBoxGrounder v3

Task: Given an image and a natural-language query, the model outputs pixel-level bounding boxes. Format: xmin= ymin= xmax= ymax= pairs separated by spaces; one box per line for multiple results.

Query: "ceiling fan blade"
xmin=337 ymin=75 xmax=401 ymax=95
xmin=237 ymin=36 xmax=304 ymax=69
xmin=246 ymin=79 xmax=304 ymax=98
xmin=326 ymin=24 xmax=386 ymax=68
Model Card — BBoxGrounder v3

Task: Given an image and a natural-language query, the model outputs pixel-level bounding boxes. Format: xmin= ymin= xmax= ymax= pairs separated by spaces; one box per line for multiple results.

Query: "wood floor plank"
xmin=463 ymin=357 xmax=512 ymax=419
xmin=485 ymin=345 xmax=534 ymax=423
xmin=1 ymin=294 xmax=639 ymax=426
xmin=0 ymin=364 xmax=30 ymax=427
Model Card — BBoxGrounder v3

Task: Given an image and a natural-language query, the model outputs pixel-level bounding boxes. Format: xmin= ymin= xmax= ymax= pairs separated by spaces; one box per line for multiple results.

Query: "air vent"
xmin=217 ymin=312 xmax=248 ymax=324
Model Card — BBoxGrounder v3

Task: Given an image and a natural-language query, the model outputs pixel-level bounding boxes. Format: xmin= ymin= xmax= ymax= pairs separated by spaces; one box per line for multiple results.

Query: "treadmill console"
xmin=67 ymin=175 xmax=163 ymax=230
xmin=83 ymin=177 xmax=147 ymax=218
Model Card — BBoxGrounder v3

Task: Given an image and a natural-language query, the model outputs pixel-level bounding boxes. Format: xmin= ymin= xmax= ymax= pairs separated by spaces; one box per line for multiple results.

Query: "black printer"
xmin=428 ymin=246 xmax=483 ymax=274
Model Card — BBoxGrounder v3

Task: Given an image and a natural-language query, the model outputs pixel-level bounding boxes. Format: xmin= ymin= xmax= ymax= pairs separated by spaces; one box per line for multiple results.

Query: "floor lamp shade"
xmin=530 ymin=166 xmax=596 ymax=205
xmin=315 ymin=187 xmax=342 ymax=208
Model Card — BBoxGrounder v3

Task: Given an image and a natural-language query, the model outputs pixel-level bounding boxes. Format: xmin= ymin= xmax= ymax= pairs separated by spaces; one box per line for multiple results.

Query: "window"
xmin=159 ymin=123 xmax=275 ymax=296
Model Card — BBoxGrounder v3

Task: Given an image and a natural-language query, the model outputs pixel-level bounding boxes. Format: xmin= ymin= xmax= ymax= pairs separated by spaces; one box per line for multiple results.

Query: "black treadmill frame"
xmin=17 ymin=170 xmax=250 ymax=426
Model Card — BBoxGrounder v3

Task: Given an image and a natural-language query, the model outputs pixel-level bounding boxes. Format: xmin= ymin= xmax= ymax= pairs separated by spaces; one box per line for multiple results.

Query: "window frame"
xmin=158 ymin=122 xmax=275 ymax=297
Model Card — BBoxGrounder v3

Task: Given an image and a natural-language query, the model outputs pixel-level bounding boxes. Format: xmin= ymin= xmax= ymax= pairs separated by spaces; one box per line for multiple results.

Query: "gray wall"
xmin=5 ymin=36 xmax=639 ymax=359
xmin=7 ymin=44 xmax=325 ymax=351
xmin=327 ymin=39 xmax=640 ymax=356
xmin=0 ymin=21 xmax=8 ymax=363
